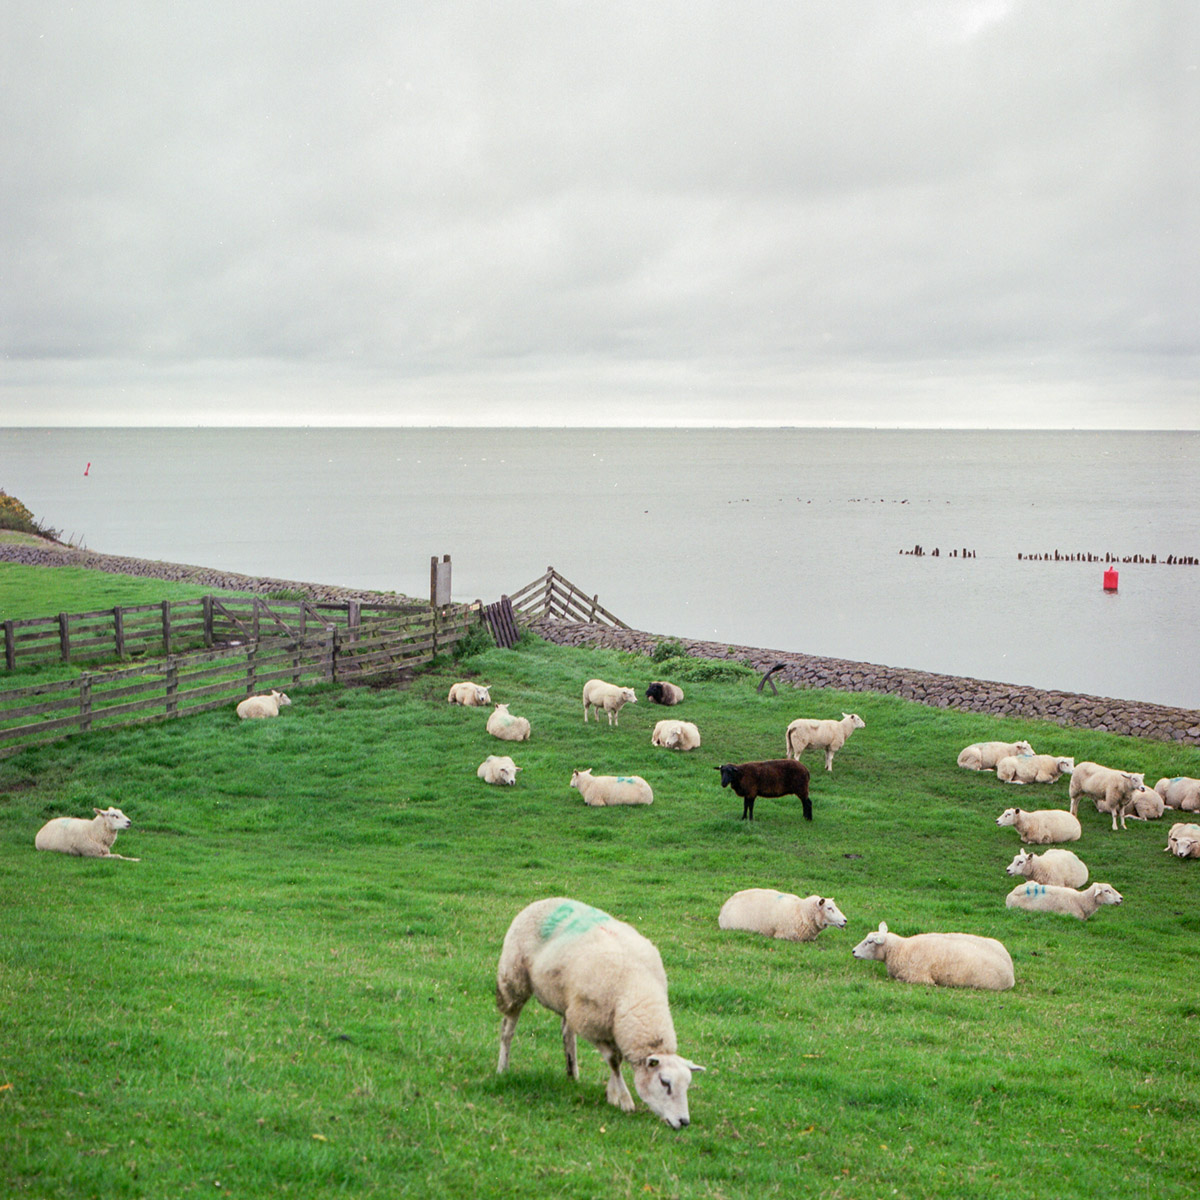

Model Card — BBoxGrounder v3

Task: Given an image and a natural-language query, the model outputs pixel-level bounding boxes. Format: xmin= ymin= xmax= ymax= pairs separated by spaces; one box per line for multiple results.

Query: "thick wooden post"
xmin=59 ymin=612 xmax=71 ymax=662
xmin=4 ymin=620 xmax=14 ymax=670
xmin=79 ymin=674 xmax=93 ymax=732
xmin=324 ymin=624 xmax=338 ymax=681
xmin=348 ymin=600 xmax=361 ymax=642
xmin=165 ymin=657 xmax=179 ymax=718
xmin=161 ymin=600 xmax=172 ymax=655
xmin=245 ymin=644 xmax=257 ymax=695
xmin=543 ymin=567 xmax=553 ymax=618
xmin=291 ymin=641 xmax=302 ymax=686
xmin=203 ymin=595 xmax=214 ymax=648
xmin=113 ymin=606 xmax=126 ymax=659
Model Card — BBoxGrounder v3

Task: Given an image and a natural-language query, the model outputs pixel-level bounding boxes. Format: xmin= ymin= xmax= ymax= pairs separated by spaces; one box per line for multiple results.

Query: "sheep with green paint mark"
xmin=570 ymin=769 xmax=653 ymax=807
xmin=487 ymin=703 xmax=531 ymax=742
xmin=1155 ymin=777 xmax=1200 ymax=812
xmin=1005 ymin=881 xmax=1123 ymax=920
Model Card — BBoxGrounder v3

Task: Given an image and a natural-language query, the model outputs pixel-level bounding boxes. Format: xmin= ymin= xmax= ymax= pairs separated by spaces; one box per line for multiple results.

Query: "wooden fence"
xmin=1 ymin=594 xmax=432 ymax=672
xmin=507 ymin=567 xmax=629 ymax=629
xmin=0 ymin=601 xmax=481 ymax=758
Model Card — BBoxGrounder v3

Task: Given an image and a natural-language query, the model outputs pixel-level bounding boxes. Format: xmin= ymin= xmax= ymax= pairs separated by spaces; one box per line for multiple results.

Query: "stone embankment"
xmin=0 ymin=541 xmax=414 ymax=606
xmin=529 ymin=618 xmax=1200 ymax=747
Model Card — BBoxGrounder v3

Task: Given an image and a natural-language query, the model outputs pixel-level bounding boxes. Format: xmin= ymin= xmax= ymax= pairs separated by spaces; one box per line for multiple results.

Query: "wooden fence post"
xmin=245 ymin=645 xmax=257 ymax=694
xmin=203 ymin=595 xmax=214 ymax=648
xmin=4 ymin=620 xmax=14 ymax=670
xmin=165 ymin=657 xmax=179 ymax=718
xmin=349 ymin=600 xmax=360 ymax=642
xmin=543 ymin=568 xmax=554 ymax=618
xmin=59 ymin=612 xmax=71 ymax=662
xmin=291 ymin=641 xmax=302 ymax=686
xmin=324 ymin=624 xmax=338 ymax=681
xmin=161 ymin=600 xmax=172 ymax=656
xmin=79 ymin=674 xmax=93 ymax=732
xmin=114 ymin=606 xmax=126 ymax=659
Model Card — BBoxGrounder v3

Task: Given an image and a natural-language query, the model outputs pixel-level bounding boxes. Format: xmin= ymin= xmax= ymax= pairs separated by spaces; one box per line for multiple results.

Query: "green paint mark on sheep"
xmin=541 ymin=901 xmax=612 ymax=943
xmin=1024 ymin=883 xmax=1046 ymax=896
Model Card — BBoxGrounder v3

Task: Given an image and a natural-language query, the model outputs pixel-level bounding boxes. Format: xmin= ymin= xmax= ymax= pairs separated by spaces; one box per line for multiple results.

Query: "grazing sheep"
xmin=717 ymin=760 xmax=812 ymax=822
xmin=1005 ymin=847 xmax=1088 ymax=888
xmin=995 ymin=807 xmax=1082 ymax=844
xmin=1165 ymin=822 xmax=1200 ymax=858
xmin=784 ymin=712 xmax=865 ymax=772
xmin=582 ymin=679 xmax=638 ymax=726
xmin=570 ymin=769 xmax=653 ymax=807
xmin=646 ymin=681 xmax=684 ymax=706
xmin=35 ymin=807 xmax=139 ymax=861
xmin=1005 ymin=881 xmax=1123 ymax=920
xmin=496 ymin=897 xmax=705 ymax=1128
xmin=1127 ymin=785 xmax=1165 ymax=821
xmin=651 ymin=720 xmax=701 ymax=751
xmin=957 ymin=740 xmax=1035 ymax=771
xmin=1068 ymin=762 xmax=1145 ymax=831
xmin=477 ymin=755 xmax=520 ymax=786
xmin=487 ymin=703 xmax=531 ymax=742
xmin=718 ymin=889 xmax=847 ymax=942
xmin=996 ymin=754 xmax=1075 ymax=784
xmin=1155 ymin=777 xmax=1200 ymax=812
xmin=851 ymin=922 xmax=1014 ymax=991
xmin=448 ymin=681 xmax=492 ymax=707
xmin=236 ymin=689 xmax=291 ymax=719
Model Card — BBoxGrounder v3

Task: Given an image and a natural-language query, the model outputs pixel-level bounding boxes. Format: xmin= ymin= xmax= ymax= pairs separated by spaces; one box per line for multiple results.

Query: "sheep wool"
xmin=996 ymin=807 xmax=1082 ymax=844
xmin=718 ymin=889 xmax=847 ymax=942
xmin=582 ymin=679 xmax=638 ymax=726
xmin=34 ymin=807 xmax=140 ymax=861
xmin=1068 ymin=762 xmax=1145 ymax=831
xmin=570 ymin=769 xmax=653 ymax=807
xmin=448 ymin=681 xmax=492 ymax=706
xmin=784 ymin=712 xmax=865 ymax=772
xmin=1155 ymin=777 xmax=1200 ymax=812
xmin=487 ymin=703 xmax=531 ymax=742
xmin=996 ymin=754 xmax=1075 ymax=784
xmin=477 ymin=755 xmax=520 ymax=786
xmin=852 ymin=922 xmax=1014 ymax=991
xmin=645 ymin=681 xmax=684 ymax=706
xmin=957 ymin=740 xmax=1035 ymax=771
xmin=1165 ymin=822 xmax=1200 ymax=858
xmin=496 ymin=897 xmax=704 ymax=1128
xmin=1005 ymin=881 xmax=1123 ymax=920
xmin=1005 ymin=848 xmax=1088 ymax=888
xmin=236 ymin=690 xmax=291 ymax=719
xmin=650 ymin=719 xmax=701 ymax=751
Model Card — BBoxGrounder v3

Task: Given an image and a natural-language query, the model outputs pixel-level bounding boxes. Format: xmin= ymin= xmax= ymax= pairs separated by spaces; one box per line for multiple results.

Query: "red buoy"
xmin=1103 ymin=568 xmax=1119 ymax=592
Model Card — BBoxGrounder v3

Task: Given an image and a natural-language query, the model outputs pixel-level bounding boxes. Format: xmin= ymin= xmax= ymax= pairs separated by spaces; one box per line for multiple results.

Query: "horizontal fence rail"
xmin=0 ymin=602 xmax=481 ymax=758
xmin=507 ymin=567 xmax=629 ymax=629
xmin=1 ymin=594 xmax=431 ymax=673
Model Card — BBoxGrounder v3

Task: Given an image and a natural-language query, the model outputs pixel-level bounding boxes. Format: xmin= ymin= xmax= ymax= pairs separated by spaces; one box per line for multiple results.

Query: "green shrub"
xmin=0 ymin=490 xmax=60 ymax=540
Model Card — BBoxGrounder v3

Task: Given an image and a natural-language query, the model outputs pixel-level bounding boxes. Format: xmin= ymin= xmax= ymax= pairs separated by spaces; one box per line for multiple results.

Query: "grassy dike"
xmin=1 ymin=564 xmax=1198 ymax=1199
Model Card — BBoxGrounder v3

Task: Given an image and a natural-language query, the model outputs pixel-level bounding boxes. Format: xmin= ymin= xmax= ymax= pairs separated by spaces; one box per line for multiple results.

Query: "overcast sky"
xmin=1 ymin=1 xmax=1196 ymax=428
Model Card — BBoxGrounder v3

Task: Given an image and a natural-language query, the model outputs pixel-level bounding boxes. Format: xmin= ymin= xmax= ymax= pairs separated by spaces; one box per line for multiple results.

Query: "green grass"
xmin=0 ymin=563 xmax=219 ymax=621
xmin=1 ymin=568 xmax=1198 ymax=1198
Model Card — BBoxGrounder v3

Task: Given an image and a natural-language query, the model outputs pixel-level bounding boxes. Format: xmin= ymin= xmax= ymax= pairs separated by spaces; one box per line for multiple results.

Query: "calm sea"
xmin=3 ymin=427 xmax=1198 ymax=709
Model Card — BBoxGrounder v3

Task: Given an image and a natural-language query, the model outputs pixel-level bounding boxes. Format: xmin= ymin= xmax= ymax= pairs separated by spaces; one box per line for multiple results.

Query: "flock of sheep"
xmin=30 ymin=664 xmax=1199 ymax=1131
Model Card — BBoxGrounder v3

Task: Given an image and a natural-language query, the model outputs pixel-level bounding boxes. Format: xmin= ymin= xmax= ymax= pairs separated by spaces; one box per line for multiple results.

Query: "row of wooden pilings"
xmin=898 ymin=546 xmax=976 ymax=557
xmin=1016 ymin=552 xmax=1198 ymax=564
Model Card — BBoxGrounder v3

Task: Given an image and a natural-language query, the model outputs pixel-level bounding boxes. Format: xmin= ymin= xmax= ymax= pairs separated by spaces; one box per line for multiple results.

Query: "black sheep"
xmin=717 ymin=760 xmax=812 ymax=821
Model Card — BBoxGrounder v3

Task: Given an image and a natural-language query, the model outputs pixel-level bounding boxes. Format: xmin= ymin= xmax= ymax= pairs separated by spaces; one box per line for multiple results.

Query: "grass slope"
xmin=0 ymin=587 xmax=1197 ymax=1198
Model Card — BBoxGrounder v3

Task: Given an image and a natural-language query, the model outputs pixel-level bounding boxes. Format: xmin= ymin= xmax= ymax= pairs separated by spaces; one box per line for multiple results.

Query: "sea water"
xmin=2 ymin=427 xmax=1197 ymax=709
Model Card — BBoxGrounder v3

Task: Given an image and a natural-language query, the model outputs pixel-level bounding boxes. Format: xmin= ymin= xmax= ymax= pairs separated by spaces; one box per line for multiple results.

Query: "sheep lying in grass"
xmin=582 ymin=679 xmax=638 ymax=726
xmin=477 ymin=755 xmax=520 ymax=786
xmin=236 ymin=689 xmax=291 ymax=719
xmin=996 ymin=807 xmax=1082 ymax=844
xmin=35 ymin=807 xmax=139 ymax=861
xmin=1005 ymin=881 xmax=1123 ymax=920
xmin=957 ymin=740 xmax=1035 ymax=771
xmin=718 ymin=889 xmax=847 ymax=942
xmin=851 ymin=922 xmax=1014 ymax=991
xmin=496 ymin=897 xmax=704 ymax=1128
xmin=487 ymin=703 xmax=531 ymax=742
xmin=1155 ymin=777 xmax=1200 ymax=812
xmin=570 ymin=769 xmax=653 ymax=807
xmin=1068 ymin=762 xmax=1145 ymax=831
xmin=717 ymin=760 xmax=812 ymax=822
xmin=1128 ymin=785 xmax=1165 ymax=821
xmin=784 ymin=712 xmax=865 ymax=772
xmin=1005 ymin=848 xmax=1088 ymax=888
xmin=1165 ymin=822 xmax=1200 ymax=858
xmin=996 ymin=754 xmax=1075 ymax=784
xmin=448 ymin=681 xmax=492 ymax=706
xmin=651 ymin=720 xmax=701 ymax=751
xmin=646 ymin=681 xmax=684 ymax=706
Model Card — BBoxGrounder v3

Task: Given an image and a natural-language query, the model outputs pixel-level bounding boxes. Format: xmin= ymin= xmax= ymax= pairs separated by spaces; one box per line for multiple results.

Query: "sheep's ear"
xmin=687 ymin=1061 xmax=706 ymax=1073
xmin=94 ymin=807 xmax=104 ymax=816
xmin=878 ymin=921 xmax=888 ymax=935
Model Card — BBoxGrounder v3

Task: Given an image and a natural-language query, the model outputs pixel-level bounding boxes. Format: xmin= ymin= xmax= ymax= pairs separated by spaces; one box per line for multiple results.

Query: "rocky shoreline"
xmin=4 ymin=539 xmax=1196 ymax=745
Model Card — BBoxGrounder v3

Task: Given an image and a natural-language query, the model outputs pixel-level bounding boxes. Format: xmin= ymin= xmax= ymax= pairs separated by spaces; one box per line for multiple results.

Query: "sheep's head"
xmin=844 ymin=713 xmax=866 ymax=730
xmin=1015 ymin=740 xmax=1034 ymax=755
xmin=646 ymin=682 xmax=662 ymax=702
xmin=1057 ymin=757 xmax=1076 ymax=773
xmin=1006 ymin=850 xmax=1034 ymax=876
xmin=569 ymin=769 xmax=592 ymax=791
xmin=996 ymin=808 xmax=1020 ymax=827
xmin=717 ymin=765 xmax=739 ymax=789
xmin=632 ymin=1053 xmax=704 ymax=1130
xmin=94 ymin=806 xmax=131 ymax=831
xmin=493 ymin=703 xmax=510 ymax=715
xmin=621 ymin=688 xmax=638 ymax=704
xmin=272 ymin=691 xmax=292 ymax=707
xmin=852 ymin=922 xmax=889 ymax=960
xmin=818 ymin=897 xmax=847 ymax=928
xmin=1173 ymin=837 xmax=1200 ymax=858
xmin=475 ymin=685 xmax=492 ymax=704
xmin=1092 ymin=883 xmax=1123 ymax=906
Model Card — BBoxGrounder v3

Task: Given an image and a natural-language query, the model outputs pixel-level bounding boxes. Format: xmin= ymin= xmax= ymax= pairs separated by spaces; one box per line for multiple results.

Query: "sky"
xmin=1 ymin=1 xmax=1196 ymax=429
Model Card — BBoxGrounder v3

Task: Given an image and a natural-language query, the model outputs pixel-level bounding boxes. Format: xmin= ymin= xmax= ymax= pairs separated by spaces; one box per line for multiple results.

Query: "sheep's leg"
xmin=742 ymin=796 xmax=755 ymax=821
xmin=597 ymin=1043 xmax=635 ymax=1112
xmin=824 ymin=747 xmax=835 ymax=771
xmin=497 ymin=1012 xmax=522 ymax=1073
xmin=560 ymin=1017 xmax=579 ymax=1079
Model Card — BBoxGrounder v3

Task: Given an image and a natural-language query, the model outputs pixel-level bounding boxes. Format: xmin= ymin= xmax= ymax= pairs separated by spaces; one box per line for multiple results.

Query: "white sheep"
xmin=650 ymin=719 xmax=701 ymax=751
xmin=995 ymin=807 xmax=1082 ymax=844
xmin=496 ymin=897 xmax=705 ymax=1128
xmin=718 ymin=889 xmax=847 ymax=942
xmin=851 ymin=922 xmax=1014 ymax=991
xmin=1155 ymin=777 xmax=1200 ymax=812
xmin=487 ymin=703 xmax=531 ymax=742
xmin=34 ymin=806 xmax=140 ymax=861
xmin=570 ymin=769 xmax=653 ymax=807
xmin=1068 ymin=762 xmax=1145 ymax=831
xmin=1005 ymin=847 xmax=1088 ymax=888
xmin=1165 ymin=822 xmax=1200 ymax=858
xmin=477 ymin=755 xmax=520 ymax=786
xmin=582 ymin=679 xmax=638 ymax=726
xmin=448 ymin=681 xmax=492 ymax=706
xmin=784 ymin=712 xmax=865 ymax=772
xmin=1127 ymin=785 xmax=1165 ymax=821
xmin=996 ymin=754 xmax=1075 ymax=784
xmin=235 ymin=689 xmax=291 ymax=719
xmin=646 ymin=681 xmax=684 ymax=706
xmin=957 ymin=740 xmax=1035 ymax=771
xmin=1005 ymin=881 xmax=1123 ymax=920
